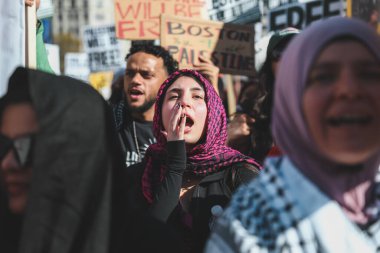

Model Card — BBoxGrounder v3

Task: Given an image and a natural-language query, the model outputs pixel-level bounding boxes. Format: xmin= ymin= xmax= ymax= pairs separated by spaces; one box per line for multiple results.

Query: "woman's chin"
xmin=9 ymin=196 xmax=27 ymax=214
xmin=325 ymin=149 xmax=379 ymax=167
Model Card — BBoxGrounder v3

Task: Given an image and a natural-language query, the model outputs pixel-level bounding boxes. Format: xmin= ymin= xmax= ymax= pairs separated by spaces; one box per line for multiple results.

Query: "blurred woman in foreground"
xmin=206 ymin=17 xmax=380 ymax=252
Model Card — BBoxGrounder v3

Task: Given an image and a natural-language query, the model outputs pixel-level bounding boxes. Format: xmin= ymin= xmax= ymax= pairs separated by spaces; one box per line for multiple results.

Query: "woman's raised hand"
xmin=161 ymin=103 xmax=186 ymax=142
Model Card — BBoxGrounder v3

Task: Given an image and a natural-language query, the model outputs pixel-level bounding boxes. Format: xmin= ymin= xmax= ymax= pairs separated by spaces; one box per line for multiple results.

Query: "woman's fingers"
xmin=198 ymin=55 xmax=212 ymax=64
xmin=178 ymin=114 xmax=186 ymax=139
xmin=167 ymin=103 xmax=186 ymax=141
xmin=25 ymin=0 xmax=34 ymax=7
xmin=170 ymin=103 xmax=182 ymax=131
xmin=160 ymin=130 xmax=168 ymax=139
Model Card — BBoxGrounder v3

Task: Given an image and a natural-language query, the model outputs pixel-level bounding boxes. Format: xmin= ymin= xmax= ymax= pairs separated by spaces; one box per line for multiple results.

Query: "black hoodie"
xmin=0 ymin=67 xmax=126 ymax=253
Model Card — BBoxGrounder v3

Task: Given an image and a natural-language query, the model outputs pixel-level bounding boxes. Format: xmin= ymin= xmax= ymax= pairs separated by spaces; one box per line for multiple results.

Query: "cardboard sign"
xmin=114 ymin=0 xmax=207 ymax=40
xmin=347 ymin=0 xmax=380 ymax=32
xmin=89 ymin=71 xmax=114 ymax=99
xmin=64 ymin=53 xmax=90 ymax=82
xmin=161 ymin=15 xmax=255 ymax=76
xmin=83 ymin=25 xmax=124 ymax=72
xmin=268 ymin=0 xmax=344 ymax=31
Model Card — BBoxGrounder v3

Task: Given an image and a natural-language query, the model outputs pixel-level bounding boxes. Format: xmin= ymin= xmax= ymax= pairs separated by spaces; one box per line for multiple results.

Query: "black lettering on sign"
xmin=324 ymin=0 xmax=341 ymax=17
xmin=167 ymin=45 xmax=179 ymax=55
xmin=204 ymin=27 xmax=213 ymax=38
xmin=167 ymin=22 xmax=185 ymax=35
xmin=269 ymin=0 xmax=342 ymax=31
xmin=305 ymin=0 xmax=322 ymax=26
xmin=178 ymin=48 xmax=196 ymax=65
xmin=211 ymin=51 xmax=254 ymax=71
xmin=287 ymin=6 xmax=304 ymax=29
xmin=188 ymin=25 xmax=202 ymax=36
xmin=270 ymin=8 xmax=286 ymax=31
xmin=87 ymin=38 xmax=99 ymax=48
xmin=219 ymin=29 xmax=251 ymax=42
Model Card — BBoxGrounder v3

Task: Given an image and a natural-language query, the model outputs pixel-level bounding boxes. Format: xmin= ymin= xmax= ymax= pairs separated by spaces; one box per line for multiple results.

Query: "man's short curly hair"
xmin=125 ymin=45 xmax=179 ymax=75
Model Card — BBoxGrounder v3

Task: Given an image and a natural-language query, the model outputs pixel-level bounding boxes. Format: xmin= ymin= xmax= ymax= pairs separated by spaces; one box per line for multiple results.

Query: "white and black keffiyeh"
xmin=112 ymin=98 xmax=127 ymax=131
xmin=206 ymin=157 xmax=380 ymax=253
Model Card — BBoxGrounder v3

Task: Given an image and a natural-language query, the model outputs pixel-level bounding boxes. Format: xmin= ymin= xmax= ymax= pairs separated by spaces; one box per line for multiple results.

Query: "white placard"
xmin=83 ymin=25 xmax=124 ymax=72
xmin=64 ymin=53 xmax=90 ymax=82
xmin=268 ymin=0 xmax=345 ymax=31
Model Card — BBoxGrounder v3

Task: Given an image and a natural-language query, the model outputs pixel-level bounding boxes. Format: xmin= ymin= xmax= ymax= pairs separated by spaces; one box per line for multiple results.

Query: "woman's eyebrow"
xmin=353 ymin=60 xmax=380 ymax=67
xmin=311 ymin=62 xmax=338 ymax=70
xmin=167 ymin=87 xmax=204 ymax=93
xmin=190 ymin=87 xmax=203 ymax=92
xmin=167 ymin=88 xmax=182 ymax=94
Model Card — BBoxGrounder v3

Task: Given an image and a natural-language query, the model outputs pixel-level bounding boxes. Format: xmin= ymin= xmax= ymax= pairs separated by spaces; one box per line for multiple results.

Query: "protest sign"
xmin=208 ymin=0 xmax=260 ymax=23
xmin=114 ymin=0 xmax=207 ymax=40
xmin=161 ymin=15 xmax=255 ymax=76
xmin=45 ymin=44 xmax=60 ymax=74
xmin=268 ymin=0 xmax=344 ymax=31
xmin=0 ymin=1 xmax=25 ymax=97
xmin=89 ymin=71 xmax=114 ymax=99
xmin=347 ymin=0 xmax=380 ymax=32
xmin=64 ymin=53 xmax=90 ymax=82
xmin=83 ymin=25 xmax=124 ymax=72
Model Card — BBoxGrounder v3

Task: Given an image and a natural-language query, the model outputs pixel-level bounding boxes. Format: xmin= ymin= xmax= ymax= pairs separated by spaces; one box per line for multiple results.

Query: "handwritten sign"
xmin=161 ymin=15 xmax=255 ymax=76
xmin=268 ymin=0 xmax=344 ymax=31
xmin=114 ymin=0 xmax=207 ymax=40
xmin=83 ymin=25 xmax=124 ymax=72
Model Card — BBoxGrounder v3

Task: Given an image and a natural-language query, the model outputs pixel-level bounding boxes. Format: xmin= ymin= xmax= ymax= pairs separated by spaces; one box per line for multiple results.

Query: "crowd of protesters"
xmin=1 ymin=15 xmax=380 ymax=253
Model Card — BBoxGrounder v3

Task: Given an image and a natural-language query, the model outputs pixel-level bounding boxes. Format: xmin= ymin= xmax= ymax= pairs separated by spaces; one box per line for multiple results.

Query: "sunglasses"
xmin=0 ymin=133 xmax=34 ymax=167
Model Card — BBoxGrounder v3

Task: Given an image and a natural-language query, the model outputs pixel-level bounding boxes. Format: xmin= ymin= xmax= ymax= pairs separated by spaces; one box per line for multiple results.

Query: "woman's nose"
xmin=1 ymin=151 xmax=20 ymax=172
xmin=334 ymin=68 xmax=363 ymax=99
xmin=179 ymin=94 xmax=191 ymax=108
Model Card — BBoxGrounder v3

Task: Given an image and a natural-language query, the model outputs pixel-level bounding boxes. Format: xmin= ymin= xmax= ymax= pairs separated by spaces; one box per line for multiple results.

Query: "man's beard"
xmin=128 ymin=97 xmax=156 ymax=114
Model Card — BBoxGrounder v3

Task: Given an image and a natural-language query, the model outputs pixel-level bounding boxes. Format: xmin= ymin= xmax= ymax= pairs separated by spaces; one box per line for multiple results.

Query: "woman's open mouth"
xmin=181 ymin=116 xmax=194 ymax=133
xmin=327 ymin=115 xmax=372 ymax=127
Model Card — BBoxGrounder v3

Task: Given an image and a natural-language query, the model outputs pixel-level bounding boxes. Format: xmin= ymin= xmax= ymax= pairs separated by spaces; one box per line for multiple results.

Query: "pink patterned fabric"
xmin=142 ymin=69 xmax=261 ymax=203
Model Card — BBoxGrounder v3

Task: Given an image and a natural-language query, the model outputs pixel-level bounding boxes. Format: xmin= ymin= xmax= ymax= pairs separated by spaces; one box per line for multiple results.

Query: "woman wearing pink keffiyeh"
xmin=124 ymin=69 xmax=260 ymax=253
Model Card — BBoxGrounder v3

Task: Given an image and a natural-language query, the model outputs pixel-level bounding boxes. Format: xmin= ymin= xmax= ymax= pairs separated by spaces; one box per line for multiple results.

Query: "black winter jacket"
xmin=124 ymin=141 xmax=260 ymax=252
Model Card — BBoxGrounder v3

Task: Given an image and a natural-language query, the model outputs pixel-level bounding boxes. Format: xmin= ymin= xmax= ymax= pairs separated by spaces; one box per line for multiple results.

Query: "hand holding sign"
xmin=161 ymin=15 xmax=255 ymax=76
xmin=193 ymin=55 xmax=219 ymax=94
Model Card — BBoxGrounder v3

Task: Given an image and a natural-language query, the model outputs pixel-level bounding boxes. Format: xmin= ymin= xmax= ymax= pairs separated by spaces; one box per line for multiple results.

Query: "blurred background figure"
xmin=193 ymin=55 xmax=220 ymax=95
xmin=109 ymin=67 xmax=125 ymax=105
xmin=352 ymin=0 xmax=380 ymax=30
xmin=227 ymin=27 xmax=299 ymax=164
xmin=112 ymin=44 xmax=178 ymax=167
xmin=0 ymin=67 xmax=125 ymax=253
xmin=206 ymin=17 xmax=380 ymax=253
